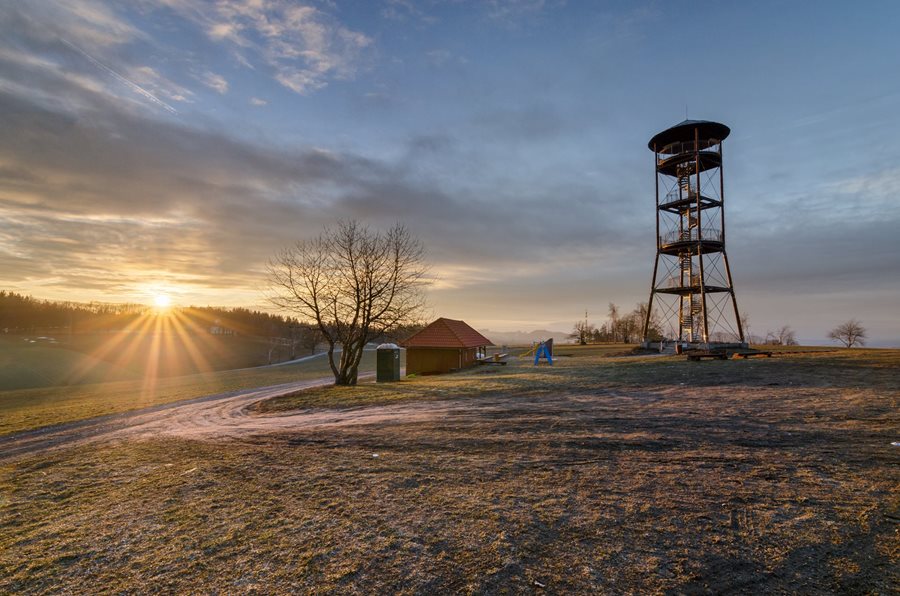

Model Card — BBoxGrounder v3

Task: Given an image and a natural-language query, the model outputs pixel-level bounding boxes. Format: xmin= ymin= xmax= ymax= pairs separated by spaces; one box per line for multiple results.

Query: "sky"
xmin=1 ymin=0 xmax=899 ymax=344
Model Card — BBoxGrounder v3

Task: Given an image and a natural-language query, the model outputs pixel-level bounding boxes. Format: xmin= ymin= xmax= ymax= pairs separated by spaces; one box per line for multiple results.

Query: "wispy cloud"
xmin=425 ymin=49 xmax=453 ymax=67
xmin=0 ymin=3 xmax=191 ymax=116
xmin=31 ymin=0 xmax=143 ymax=48
xmin=198 ymin=70 xmax=229 ymax=94
xmin=381 ymin=0 xmax=438 ymax=25
xmin=156 ymin=0 xmax=373 ymax=95
xmin=822 ymin=167 xmax=900 ymax=216
xmin=486 ymin=0 xmax=558 ymax=24
xmin=60 ymin=38 xmax=181 ymax=113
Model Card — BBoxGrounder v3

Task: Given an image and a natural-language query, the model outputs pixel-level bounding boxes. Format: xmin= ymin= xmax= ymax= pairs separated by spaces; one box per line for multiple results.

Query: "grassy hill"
xmin=0 ymin=350 xmax=379 ymax=436
xmin=0 ymin=337 xmax=139 ymax=390
xmin=0 ymin=333 xmax=307 ymax=392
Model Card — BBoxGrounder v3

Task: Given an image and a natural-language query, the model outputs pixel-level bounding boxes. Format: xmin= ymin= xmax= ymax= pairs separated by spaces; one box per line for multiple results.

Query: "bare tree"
xmin=776 ymin=325 xmax=798 ymax=346
xmin=607 ymin=302 xmax=620 ymax=342
xmin=294 ymin=324 xmax=323 ymax=357
xmin=740 ymin=311 xmax=751 ymax=341
xmin=268 ymin=221 xmax=428 ymax=385
xmin=763 ymin=325 xmax=798 ymax=346
xmin=634 ymin=302 xmax=663 ymax=342
xmin=282 ymin=324 xmax=323 ymax=359
xmin=570 ymin=320 xmax=595 ymax=345
xmin=266 ymin=335 xmax=285 ymax=365
xmin=828 ymin=319 xmax=867 ymax=348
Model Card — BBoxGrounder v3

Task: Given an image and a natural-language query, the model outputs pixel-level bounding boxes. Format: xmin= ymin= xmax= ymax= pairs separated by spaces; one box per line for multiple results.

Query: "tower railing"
xmin=659 ymin=228 xmax=723 ymax=246
xmin=662 ymin=188 xmax=699 ymax=205
xmin=661 ymin=188 xmax=725 ymax=208
xmin=657 ymin=139 xmax=722 ymax=156
xmin=667 ymin=275 xmax=702 ymax=288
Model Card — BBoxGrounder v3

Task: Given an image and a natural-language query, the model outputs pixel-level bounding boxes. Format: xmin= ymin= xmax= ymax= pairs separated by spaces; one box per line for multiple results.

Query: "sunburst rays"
xmin=63 ymin=306 xmax=242 ymax=398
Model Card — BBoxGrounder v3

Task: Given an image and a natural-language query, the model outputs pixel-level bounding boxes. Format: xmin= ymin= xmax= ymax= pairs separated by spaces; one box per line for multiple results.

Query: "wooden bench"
xmin=687 ymin=350 xmax=773 ymax=361
xmin=733 ymin=351 xmax=773 ymax=359
xmin=687 ymin=351 xmax=728 ymax=361
xmin=478 ymin=353 xmax=509 ymax=365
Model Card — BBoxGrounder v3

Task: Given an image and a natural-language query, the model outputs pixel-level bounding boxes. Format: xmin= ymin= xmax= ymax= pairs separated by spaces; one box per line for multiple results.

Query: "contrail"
xmin=59 ymin=37 xmax=178 ymax=114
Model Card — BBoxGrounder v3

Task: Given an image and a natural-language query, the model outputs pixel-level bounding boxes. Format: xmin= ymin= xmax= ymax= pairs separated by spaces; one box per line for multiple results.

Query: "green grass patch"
xmin=0 ymin=338 xmax=138 ymax=390
xmin=0 ymin=333 xmax=305 ymax=392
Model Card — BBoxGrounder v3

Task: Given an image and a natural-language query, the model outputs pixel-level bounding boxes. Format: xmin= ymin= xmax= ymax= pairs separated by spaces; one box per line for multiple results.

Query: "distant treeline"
xmin=571 ymin=302 xmax=664 ymax=345
xmin=0 ymin=291 xmax=421 ymax=345
xmin=0 ymin=291 xmax=299 ymax=337
xmin=1 ymin=291 xmax=143 ymax=333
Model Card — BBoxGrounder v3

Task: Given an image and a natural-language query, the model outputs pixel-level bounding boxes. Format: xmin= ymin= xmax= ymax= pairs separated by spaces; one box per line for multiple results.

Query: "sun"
xmin=153 ymin=293 xmax=171 ymax=309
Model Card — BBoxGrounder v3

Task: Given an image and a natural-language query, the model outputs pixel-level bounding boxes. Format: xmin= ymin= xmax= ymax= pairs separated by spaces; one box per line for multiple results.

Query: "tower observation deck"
xmin=641 ymin=120 xmax=746 ymax=347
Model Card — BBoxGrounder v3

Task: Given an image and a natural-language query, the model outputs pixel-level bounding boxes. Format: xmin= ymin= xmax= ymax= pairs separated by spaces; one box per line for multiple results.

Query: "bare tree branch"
xmin=267 ymin=221 xmax=428 ymax=385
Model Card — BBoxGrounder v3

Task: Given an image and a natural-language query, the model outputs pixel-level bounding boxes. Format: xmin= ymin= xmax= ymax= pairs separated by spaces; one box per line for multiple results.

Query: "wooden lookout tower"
xmin=641 ymin=120 xmax=746 ymax=348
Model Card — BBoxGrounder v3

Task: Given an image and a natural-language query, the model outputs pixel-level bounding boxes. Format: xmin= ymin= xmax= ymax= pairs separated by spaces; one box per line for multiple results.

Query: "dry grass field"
xmin=1 ymin=348 xmax=898 ymax=593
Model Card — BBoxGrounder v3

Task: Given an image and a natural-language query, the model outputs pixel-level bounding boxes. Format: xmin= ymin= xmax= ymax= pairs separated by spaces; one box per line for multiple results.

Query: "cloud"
xmin=826 ymin=166 xmax=900 ymax=207
xmin=199 ymin=71 xmax=229 ymax=94
xmin=156 ymin=0 xmax=373 ymax=95
xmin=485 ymin=0 xmax=555 ymax=24
xmin=381 ymin=0 xmax=565 ymax=30
xmin=471 ymin=104 xmax=568 ymax=141
xmin=127 ymin=65 xmax=194 ymax=104
xmin=0 ymin=68 xmax=639 ymax=308
xmin=381 ymin=0 xmax=438 ymax=25
xmin=249 ymin=96 xmax=268 ymax=106
xmin=25 ymin=0 xmax=143 ymax=48
xmin=425 ymin=49 xmax=456 ymax=67
xmin=0 ymin=3 xmax=190 ymax=116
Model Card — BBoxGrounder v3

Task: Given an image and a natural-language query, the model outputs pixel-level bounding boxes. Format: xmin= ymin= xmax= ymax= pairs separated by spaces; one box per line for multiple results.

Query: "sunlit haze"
xmin=1 ymin=1 xmax=898 ymax=344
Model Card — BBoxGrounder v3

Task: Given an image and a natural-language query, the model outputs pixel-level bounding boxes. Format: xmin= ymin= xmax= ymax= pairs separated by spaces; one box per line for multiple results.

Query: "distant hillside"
xmin=0 ymin=333 xmax=302 ymax=392
xmin=479 ymin=329 xmax=570 ymax=346
xmin=0 ymin=337 xmax=138 ymax=391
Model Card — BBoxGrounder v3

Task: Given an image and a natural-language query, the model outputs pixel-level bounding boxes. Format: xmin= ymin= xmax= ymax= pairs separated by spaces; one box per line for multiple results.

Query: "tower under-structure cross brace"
xmin=641 ymin=120 xmax=746 ymax=348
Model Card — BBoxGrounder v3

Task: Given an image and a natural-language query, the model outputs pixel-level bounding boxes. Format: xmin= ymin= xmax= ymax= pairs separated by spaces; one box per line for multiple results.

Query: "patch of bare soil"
xmin=0 ymin=377 xmax=347 ymax=461
xmin=254 ymin=384 xmax=899 ymax=593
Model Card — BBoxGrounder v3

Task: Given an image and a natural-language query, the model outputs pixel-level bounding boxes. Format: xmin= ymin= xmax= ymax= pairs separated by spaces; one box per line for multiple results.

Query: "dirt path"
xmin=0 ymin=372 xmax=601 ymax=462
xmin=117 ymin=382 xmax=471 ymax=443
xmin=0 ymin=375 xmax=399 ymax=461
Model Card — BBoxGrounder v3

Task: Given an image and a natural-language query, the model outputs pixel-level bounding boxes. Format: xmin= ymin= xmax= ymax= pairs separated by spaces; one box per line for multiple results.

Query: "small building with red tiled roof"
xmin=400 ymin=318 xmax=494 ymax=376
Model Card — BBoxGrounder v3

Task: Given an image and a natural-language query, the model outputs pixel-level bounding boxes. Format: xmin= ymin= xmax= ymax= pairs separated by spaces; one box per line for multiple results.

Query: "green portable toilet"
xmin=376 ymin=343 xmax=401 ymax=382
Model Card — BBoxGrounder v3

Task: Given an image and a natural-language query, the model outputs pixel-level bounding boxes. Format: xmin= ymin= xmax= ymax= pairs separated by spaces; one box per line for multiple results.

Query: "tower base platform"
xmin=642 ymin=340 xmax=749 ymax=354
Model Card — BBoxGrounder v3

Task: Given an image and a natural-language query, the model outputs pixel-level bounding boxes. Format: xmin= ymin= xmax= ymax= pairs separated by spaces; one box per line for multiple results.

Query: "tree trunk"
xmin=332 ymin=339 xmax=364 ymax=386
xmin=326 ymin=341 xmax=341 ymax=384
xmin=347 ymin=337 xmax=369 ymax=385
xmin=346 ymin=366 xmax=358 ymax=385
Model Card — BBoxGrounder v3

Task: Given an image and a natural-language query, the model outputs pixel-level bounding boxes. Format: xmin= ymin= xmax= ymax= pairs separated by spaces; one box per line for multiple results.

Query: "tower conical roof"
xmin=648 ymin=119 xmax=730 ymax=151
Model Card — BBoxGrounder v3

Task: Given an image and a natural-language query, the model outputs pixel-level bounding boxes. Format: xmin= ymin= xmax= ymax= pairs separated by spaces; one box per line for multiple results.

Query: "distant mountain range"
xmin=478 ymin=328 xmax=570 ymax=347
